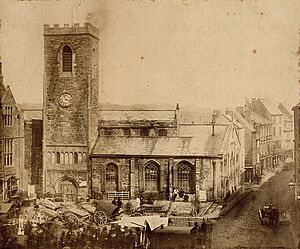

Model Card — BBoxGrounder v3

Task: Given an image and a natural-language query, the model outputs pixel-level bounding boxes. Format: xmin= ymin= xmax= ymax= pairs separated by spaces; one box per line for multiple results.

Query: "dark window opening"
xmin=74 ymin=152 xmax=78 ymax=164
xmin=104 ymin=129 xmax=112 ymax=136
xmin=140 ymin=128 xmax=149 ymax=137
xmin=62 ymin=45 xmax=72 ymax=72
xmin=158 ymin=129 xmax=167 ymax=137
xmin=123 ymin=128 xmax=131 ymax=136
xmin=56 ymin=152 xmax=60 ymax=164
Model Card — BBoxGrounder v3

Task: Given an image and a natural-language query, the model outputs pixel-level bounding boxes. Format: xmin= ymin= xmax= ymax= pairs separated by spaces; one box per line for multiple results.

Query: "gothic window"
xmin=105 ymin=163 xmax=118 ymax=191
xmin=144 ymin=161 xmax=160 ymax=191
xmin=177 ymin=162 xmax=194 ymax=193
xmin=140 ymin=128 xmax=149 ymax=137
xmin=158 ymin=129 xmax=167 ymax=137
xmin=62 ymin=45 xmax=72 ymax=72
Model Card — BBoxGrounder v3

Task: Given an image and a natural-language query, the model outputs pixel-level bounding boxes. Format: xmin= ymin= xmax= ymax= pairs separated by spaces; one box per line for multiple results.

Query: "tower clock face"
xmin=59 ymin=92 xmax=73 ymax=107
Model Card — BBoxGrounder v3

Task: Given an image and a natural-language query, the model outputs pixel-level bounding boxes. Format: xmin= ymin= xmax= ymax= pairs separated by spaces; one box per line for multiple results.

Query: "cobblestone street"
xmin=212 ymin=169 xmax=295 ymax=249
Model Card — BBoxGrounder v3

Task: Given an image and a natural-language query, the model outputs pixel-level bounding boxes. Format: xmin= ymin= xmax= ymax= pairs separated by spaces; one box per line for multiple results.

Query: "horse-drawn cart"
xmin=61 ymin=200 xmax=123 ymax=229
xmin=258 ymin=204 xmax=290 ymax=226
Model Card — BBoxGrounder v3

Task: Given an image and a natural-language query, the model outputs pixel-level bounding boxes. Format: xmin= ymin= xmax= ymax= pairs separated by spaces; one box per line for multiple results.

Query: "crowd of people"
xmin=0 ymin=219 xmax=144 ymax=249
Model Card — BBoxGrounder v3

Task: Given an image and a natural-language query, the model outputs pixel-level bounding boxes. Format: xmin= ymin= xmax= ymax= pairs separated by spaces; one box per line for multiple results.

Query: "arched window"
xmin=177 ymin=162 xmax=194 ymax=193
xmin=78 ymin=153 xmax=82 ymax=164
xmin=52 ymin=152 xmax=56 ymax=164
xmin=64 ymin=153 xmax=69 ymax=165
xmin=60 ymin=153 xmax=64 ymax=164
xmin=140 ymin=128 xmax=149 ymax=137
xmin=158 ymin=129 xmax=167 ymax=137
xmin=56 ymin=152 xmax=60 ymax=164
xmin=83 ymin=153 xmax=87 ymax=163
xmin=69 ymin=152 xmax=73 ymax=164
xmin=62 ymin=45 xmax=72 ymax=72
xmin=74 ymin=152 xmax=78 ymax=164
xmin=105 ymin=163 xmax=118 ymax=191
xmin=144 ymin=161 xmax=160 ymax=191
xmin=47 ymin=152 xmax=51 ymax=164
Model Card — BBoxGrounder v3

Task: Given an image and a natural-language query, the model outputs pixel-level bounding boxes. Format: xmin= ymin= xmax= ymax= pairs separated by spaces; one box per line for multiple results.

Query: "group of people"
xmin=111 ymin=197 xmax=123 ymax=208
xmin=190 ymin=220 xmax=208 ymax=247
xmin=172 ymin=187 xmax=189 ymax=202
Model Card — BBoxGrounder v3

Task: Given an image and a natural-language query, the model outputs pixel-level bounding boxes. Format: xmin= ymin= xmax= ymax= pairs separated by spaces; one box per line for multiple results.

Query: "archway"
xmin=177 ymin=161 xmax=195 ymax=193
xmin=56 ymin=176 xmax=79 ymax=201
xmin=144 ymin=161 xmax=160 ymax=192
xmin=105 ymin=163 xmax=118 ymax=192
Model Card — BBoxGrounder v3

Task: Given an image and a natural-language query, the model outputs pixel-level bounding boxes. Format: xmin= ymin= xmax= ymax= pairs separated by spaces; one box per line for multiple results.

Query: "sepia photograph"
xmin=0 ymin=0 xmax=299 ymax=248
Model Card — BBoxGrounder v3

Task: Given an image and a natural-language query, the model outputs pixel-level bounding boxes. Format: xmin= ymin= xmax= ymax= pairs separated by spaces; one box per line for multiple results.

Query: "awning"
xmin=111 ymin=215 xmax=169 ymax=231
xmin=285 ymin=158 xmax=294 ymax=164
xmin=0 ymin=203 xmax=14 ymax=214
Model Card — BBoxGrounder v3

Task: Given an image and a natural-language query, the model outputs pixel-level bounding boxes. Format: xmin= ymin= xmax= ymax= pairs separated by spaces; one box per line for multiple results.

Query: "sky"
xmin=0 ymin=0 xmax=299 ymax=109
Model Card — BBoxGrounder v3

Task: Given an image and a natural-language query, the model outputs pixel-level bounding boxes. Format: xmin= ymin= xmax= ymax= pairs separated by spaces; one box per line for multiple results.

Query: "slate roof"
xmin=259 ymin=99 xmax=282 ymax=116
xmin=278 ymin=103 xmax=293 ymax=120
xmin=92 ymin=125 xmax=228 ymax=157
xmin=250 ymin=112 xmax=272 ymax=125
xmin=98 ymin=110 xmax=176 ymax=122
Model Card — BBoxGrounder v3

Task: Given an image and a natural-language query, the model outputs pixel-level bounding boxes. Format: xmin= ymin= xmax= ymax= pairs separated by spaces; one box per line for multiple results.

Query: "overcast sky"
xmin=0 ymin=0 xmax=299 ymax=109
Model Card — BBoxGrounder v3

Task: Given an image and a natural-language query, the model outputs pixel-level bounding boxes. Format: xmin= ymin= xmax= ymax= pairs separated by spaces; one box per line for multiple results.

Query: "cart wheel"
xmin=57 ymin=208 xmax=70 ymax=223
xmin=130 ymin=212 xmax=143 ymax=217
xmin=94 ymin=211 xmax=107 ymax=225
xmin=66 ymin=213 xmax=80 ymax=229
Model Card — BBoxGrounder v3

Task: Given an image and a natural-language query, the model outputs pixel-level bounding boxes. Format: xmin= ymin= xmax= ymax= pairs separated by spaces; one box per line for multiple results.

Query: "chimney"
xmin=211 ymin=109 xmax=220 ymax=136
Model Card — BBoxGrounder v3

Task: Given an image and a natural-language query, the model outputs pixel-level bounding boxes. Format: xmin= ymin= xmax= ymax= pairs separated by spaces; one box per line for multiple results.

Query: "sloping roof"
xmin=250 ymin=112 xmax=272 ymax=125
xmin=278 ymin=103 xmax=293 ymax=119
xmin=259 ymin=99 xmax=282 ymax=115
xmin=98 ymin=110 xmax=176 ymax=122
xmin=92 ymin=133 xmax=225 ymax=158
xmin=230 ymin=110 xmax=255 ymax=132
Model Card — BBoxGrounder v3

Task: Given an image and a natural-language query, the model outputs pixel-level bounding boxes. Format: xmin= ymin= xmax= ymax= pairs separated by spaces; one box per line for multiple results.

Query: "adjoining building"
xmin=246 ymin=98 xmax=284 ymax=167
xmin=278 ymin=103 xmax=294 ymax=159
xmin=90 ymin=108 xmax=245 ymax=202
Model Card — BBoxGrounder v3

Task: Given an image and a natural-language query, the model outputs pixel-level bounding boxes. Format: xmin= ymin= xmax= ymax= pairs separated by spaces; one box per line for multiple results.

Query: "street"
xmin=212 ymin=169 xmax=295 ymax=249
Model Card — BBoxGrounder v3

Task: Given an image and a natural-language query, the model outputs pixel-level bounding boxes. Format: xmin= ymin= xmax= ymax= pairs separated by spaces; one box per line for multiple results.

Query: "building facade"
xmin=90 ymin=109 xmax=245 ymax=202
xmin=43 ymin=23 xmax=99 ymax=201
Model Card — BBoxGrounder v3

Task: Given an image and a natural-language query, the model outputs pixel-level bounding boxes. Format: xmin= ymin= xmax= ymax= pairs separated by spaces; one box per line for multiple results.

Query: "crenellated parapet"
xmin=43 ymin=23 xmax=99 ymax=39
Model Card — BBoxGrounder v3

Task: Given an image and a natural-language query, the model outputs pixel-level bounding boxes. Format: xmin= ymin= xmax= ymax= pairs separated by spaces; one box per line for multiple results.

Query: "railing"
xmin=107 ymin=191 xmax=130 ymax=200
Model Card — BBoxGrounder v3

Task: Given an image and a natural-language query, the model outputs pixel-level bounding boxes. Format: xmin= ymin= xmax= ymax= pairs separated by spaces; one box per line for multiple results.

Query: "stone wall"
xmin=24 ymin=119 xmax=43 ymax=194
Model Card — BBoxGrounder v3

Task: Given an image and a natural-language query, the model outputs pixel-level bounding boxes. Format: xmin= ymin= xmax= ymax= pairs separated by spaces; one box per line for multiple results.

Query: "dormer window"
xmin=62 ymin=45 xmax=72 ymax=72
xmin=140 ymin=128 xmax=149 ymax=137
xmin=158 ymin=129 xmax=167 ymax=137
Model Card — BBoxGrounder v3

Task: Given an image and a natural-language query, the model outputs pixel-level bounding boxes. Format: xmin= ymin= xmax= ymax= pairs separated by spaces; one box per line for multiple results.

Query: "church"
xmin=42 ymin=22 xmax=245 ymax=203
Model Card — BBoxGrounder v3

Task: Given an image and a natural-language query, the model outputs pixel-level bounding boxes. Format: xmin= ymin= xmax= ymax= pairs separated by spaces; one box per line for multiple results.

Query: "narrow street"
xmin=212 ymin=169 xmax=295 ymax=249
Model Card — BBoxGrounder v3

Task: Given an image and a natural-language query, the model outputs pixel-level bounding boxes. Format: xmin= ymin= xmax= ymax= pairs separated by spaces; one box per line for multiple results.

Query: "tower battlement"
xmin=43 ymin=23 xmax=99 ymax=39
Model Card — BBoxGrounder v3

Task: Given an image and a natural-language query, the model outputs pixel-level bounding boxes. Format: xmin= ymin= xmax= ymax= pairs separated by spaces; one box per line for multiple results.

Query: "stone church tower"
xmin=43 ymin=23 xmax=99 ymax=200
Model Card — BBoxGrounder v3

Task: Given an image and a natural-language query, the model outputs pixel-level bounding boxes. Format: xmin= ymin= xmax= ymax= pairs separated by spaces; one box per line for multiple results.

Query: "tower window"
xmin=62 ymin=45 xmax=72 ymax=72
xmin=123 ymin=128 xmax=130 ymax=136
xmin=140 ymin=128 xmax=149 ymax=137
xmin=158 ymin=129 xmax=167 ymax=137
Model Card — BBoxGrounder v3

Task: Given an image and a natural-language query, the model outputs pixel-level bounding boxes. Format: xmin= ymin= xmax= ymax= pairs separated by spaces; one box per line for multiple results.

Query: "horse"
xmin=258 ymin=206 xmax=279 ymax=227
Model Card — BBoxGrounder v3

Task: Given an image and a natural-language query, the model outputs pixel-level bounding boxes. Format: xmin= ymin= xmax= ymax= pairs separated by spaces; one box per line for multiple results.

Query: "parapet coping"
xmin=43 ymin=23 xmax=99 ymax=39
